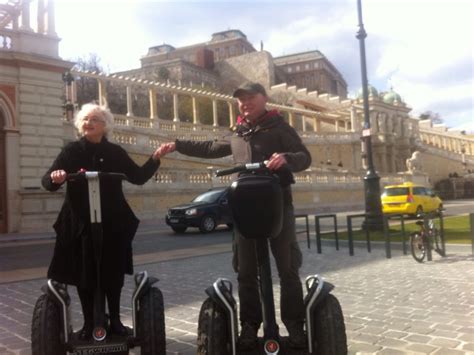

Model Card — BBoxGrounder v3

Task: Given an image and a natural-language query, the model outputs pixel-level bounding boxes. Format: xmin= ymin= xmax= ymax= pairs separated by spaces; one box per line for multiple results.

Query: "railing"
xmin=314 ymin=214 xmax=339 ymax=253
xmin=382 ymin=214 xmax=407 ymax=258
xmin=294 ymin=214 xmax=310 ymax=249
xmin=419 ymin=129 xmax=474 ymax=156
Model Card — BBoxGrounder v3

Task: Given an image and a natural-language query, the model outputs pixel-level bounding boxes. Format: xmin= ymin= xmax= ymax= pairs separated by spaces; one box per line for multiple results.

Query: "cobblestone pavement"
xmin=0 ymin=242 xmax=473 ymax=355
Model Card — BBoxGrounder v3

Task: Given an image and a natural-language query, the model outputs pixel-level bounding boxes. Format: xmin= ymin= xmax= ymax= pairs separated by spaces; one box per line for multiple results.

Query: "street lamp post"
xmin=62 ymin=71 xmax=75 ymax=121
xmin=356 ymin=0 xmax=384 ymax=230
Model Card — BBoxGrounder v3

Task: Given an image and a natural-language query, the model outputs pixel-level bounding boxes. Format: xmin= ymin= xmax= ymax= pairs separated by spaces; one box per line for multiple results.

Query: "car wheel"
xmin=171 ymin=226 xmax=187 ymax=233
xmin=199 ymin=215 xmax=216 ymax=233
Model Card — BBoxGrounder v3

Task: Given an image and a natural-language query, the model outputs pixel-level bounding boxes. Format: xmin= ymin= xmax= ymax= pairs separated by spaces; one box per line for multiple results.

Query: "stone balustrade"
xmin=0 ymin=0 xmax=59 ymax=57
xmin=136 ymin=167 xmax=421 ymax=191
xmin=419 ymin=129 xmax=474 ymax=156
xmin=69 ymin=69 xmax=351 ymax=135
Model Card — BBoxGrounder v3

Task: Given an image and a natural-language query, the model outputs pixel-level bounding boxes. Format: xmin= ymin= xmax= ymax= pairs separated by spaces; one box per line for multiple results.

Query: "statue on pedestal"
xmin=406 ymin=151 xmax=422 ymax=173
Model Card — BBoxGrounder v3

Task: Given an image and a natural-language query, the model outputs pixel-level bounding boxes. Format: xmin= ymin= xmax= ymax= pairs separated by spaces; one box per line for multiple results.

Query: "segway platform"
xmin=69 ymin=332 xmax=130 ymax=354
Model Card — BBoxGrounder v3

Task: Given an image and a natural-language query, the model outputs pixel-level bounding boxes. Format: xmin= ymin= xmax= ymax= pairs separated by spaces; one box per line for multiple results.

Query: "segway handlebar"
xmin=66 ymin=171 xmax=128 ymax=182
xmin=215 ymin=161 xmax=269 ymax=177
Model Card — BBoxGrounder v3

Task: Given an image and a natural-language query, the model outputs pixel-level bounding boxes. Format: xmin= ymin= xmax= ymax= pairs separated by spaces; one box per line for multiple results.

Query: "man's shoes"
xmin=287 ymin=324 xmax=306 ymax=349
xmin=237 ymin=323 xmax=258 ymax=350
xmin=77 ymin=323 xmax=93 ymax=340
xmin=109 ymin=317 xmax=129 ymax=337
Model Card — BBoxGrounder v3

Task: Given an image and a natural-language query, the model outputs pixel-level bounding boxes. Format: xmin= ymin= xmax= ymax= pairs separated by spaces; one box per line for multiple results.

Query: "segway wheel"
xmin=312 ymin=294 xmax=347 ymax=355
xmin=197 ymin=297 xmax=231 ymax=355
xmin=31 ymin=294 xmax=66 ymax=355
xmin=138 ymin=287 xmax=166 ymax=355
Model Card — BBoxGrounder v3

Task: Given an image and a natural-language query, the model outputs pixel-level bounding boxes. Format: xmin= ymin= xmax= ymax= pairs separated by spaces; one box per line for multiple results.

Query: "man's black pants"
xmin=234 ymin=201 xmax=305 ymax=331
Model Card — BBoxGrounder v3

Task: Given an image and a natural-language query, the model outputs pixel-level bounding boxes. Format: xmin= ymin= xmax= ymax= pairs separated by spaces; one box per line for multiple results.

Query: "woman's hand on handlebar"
xmin=266 ymin=153 xmax=287 ymax=171
xmin=50 ymin=169 xmax=67 ymax=184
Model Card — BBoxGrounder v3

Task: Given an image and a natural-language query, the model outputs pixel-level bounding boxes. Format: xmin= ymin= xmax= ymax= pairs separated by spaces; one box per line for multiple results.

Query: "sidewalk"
xmin=0 ymin=241 xmax=473 ymax=354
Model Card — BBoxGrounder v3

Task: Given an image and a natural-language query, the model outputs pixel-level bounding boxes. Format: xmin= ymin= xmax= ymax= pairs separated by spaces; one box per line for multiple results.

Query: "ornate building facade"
xmin=115 ymin=29 xmax=347 ymax=98
xmin=0 ymin=1 xmax=473 ymax=233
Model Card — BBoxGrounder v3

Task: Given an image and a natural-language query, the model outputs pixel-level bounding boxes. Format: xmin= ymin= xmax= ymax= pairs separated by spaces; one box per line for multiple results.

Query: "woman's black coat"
xmin=42 ymin=137 xmax=160 ymax=289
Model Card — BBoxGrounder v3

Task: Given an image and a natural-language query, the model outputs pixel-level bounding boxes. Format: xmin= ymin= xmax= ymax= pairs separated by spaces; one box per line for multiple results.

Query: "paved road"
xmin=1 ymin=199 xmax=472 ymax=273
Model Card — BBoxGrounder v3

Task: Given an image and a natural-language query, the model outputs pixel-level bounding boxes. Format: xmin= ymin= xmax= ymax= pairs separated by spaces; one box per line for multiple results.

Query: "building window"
xmin=230 ymin=45 xmax=235 ymax=56
xmin=305 ymin=63 xmax=310 ymax=70
xmin=287 ymin=67 xmax=292 ymax=73
xmin=295 ymin=65 xmax=300 ymax=72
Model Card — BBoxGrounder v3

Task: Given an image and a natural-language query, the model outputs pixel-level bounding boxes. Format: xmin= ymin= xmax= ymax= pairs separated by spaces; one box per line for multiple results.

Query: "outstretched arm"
xmin=159 ymin=139 xmax=232 ymax=159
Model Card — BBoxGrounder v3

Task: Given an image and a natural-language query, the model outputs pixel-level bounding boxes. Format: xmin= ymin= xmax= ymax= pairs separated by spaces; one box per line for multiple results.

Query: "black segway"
xmin=197 ymin=162 xmax=347 ymax=355
xmin=31 ymin=171 xmax=166 ymax=354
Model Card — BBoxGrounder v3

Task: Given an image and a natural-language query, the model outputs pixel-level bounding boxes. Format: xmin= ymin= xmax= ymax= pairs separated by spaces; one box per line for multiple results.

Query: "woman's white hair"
xmin=74 ymin=103 xmax=114 ymax=136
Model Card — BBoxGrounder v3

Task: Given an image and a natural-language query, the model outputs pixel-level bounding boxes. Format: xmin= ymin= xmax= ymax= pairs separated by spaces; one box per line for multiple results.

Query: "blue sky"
xmin=55 ymin=0 xmax=473 ymax=131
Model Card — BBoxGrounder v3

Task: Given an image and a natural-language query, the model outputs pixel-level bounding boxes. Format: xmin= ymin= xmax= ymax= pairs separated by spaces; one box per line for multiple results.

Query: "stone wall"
xmin=1 ymin=60 xmax=71 ymax=231
xmin=417 ymin=149 xmax=474 ymax=183
xmin=214 ymin=51 xmax=276 ymax=93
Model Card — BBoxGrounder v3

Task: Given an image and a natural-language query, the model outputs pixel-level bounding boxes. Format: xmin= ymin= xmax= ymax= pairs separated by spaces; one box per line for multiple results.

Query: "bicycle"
xmin=409 ymin=217 xmax=445 ymax=262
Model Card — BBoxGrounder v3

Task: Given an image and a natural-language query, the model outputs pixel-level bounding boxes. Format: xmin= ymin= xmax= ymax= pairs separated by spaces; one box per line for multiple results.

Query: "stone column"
xmin=12 ymin=15 xmax=19 ymax=30
xmin=46 ymin=0 xmax=56 ymax=36
xmin=37 ymin=0 xmax=45 ymax=33
xmin=227 ymin=101 xmax=235 ymax=127
xmin=350 ymin=105 xmax=357 ymax=132
xmin=212 ymin=99 xmax=218 ymax=127
xmin=335 ymin=119 xmax=339 ymax=132
xmin=98 ymin=80 xmax=107 ymax=107
xmin=71 ymin=80 xmax=77 ymax=104
xmin=288 ymin=112 xmax=295 ymax=127
xmin=149 ymin=87 xmax=157 ymax=119
xmin=173 ymin=93 xmax=179 ymax=122
xmin=302 ymin=115 xmax=307 ymax=132
xmin=20 ymin=0 xmax=32 ymax=31
xmin=126 ymin=86 xmax=134 ymax=117
xmin=313 ymin=117 xmax=318 ymax=132
xmin=192 ymin=96 xmax=199 ymax=125
xmin=370 ymin=112 xmax=378 ymax=133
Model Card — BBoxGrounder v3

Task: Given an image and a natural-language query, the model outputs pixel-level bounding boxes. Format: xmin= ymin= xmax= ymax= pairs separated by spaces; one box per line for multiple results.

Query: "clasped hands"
xmin=154 ymin=142 xmax=287 ymax=170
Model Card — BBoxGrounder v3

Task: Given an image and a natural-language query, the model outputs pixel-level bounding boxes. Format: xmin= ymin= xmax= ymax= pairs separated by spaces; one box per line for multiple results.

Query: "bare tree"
xmin=419 ymin=110 xmax=443 ymax=125
xmin=73 ymin=54 xmax=105 ymax=107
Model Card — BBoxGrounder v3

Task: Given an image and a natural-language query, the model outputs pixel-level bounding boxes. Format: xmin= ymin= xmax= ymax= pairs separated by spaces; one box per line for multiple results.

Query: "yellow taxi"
xmin=381 ymin=182 xmax=443 ymax=217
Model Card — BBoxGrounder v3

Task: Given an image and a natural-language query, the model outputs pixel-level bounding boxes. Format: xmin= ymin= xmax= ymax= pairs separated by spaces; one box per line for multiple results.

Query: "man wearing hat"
xmin=158 ymin=82 xmax=311 ymax=349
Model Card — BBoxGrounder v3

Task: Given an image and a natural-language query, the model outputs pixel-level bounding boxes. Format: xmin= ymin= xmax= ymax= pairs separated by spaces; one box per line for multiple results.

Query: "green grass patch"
xmin=319 ymin=215 xmax=472 ymax=244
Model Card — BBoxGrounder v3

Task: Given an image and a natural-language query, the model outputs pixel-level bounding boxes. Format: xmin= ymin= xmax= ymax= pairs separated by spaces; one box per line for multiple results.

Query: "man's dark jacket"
xmin=42 ymin=137 xmax=159 ymax=289
xmin=175 ymin=110 xmax=312 ymax=186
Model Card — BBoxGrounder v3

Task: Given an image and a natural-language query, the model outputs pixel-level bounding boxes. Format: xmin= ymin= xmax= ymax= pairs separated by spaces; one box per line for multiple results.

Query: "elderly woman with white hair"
xmin=42 ymin=103 xmax=165 ymax=340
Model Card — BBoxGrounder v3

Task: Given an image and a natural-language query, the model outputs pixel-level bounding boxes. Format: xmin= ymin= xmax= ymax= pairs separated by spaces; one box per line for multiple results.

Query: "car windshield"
xmin=383 ymin=187 xmax=409 ymax=196
xmin=192 ymin=189 xmax=224 ymax=203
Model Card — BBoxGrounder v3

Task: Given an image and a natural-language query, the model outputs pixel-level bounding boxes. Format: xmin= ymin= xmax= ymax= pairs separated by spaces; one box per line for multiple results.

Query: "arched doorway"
xmin=0 ymin=110 xmax=6 ymax=233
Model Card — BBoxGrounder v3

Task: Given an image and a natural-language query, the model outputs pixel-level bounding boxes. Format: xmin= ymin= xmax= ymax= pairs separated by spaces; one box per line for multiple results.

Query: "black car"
xmin=165 ymin=187 xmax=233 ymax=233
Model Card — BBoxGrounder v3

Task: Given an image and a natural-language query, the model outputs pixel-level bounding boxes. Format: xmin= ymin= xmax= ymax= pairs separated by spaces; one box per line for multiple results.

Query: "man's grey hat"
xmin=233 ymin=82 xmax=267 ymax=98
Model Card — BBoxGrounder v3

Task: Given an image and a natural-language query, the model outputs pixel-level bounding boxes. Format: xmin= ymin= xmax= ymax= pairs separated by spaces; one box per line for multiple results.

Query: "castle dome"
xmin=383 ymin=89 xmax=402 ymax=104
xmin=357 ymin=84 xmax=379 ymax=99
